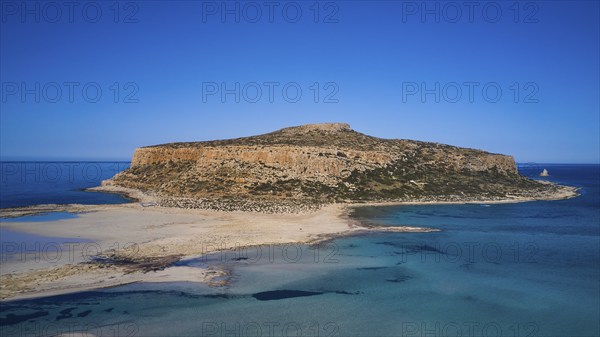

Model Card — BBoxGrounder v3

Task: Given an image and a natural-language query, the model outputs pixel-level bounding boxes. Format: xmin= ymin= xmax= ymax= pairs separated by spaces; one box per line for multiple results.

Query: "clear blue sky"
xmin=1 ymin=0 xmax=598 ymax=163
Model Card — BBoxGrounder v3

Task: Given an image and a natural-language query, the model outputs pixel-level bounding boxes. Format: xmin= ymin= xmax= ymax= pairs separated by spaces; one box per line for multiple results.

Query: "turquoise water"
xmin=1 ymin=212 xmax=79 ymax=223
xmin=0 ymin=212 xmax=88 ymax=260
xmin=0 ymin=165 xmax=598 ymax=336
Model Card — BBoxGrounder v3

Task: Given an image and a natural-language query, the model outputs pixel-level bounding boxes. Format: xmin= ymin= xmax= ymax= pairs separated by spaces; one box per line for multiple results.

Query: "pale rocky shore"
xmin=87 ymin=181 xmax=579 ymax=214
xmin=0 ymin=183 xmax=578 ymax=301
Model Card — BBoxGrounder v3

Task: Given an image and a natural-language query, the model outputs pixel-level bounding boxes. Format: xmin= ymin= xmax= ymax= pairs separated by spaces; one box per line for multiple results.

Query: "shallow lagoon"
xmin=0 ymin=212 xmax=90 ymax=262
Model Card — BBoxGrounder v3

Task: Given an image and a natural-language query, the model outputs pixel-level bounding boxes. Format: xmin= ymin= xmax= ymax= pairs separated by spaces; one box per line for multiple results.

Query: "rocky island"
xmin=100 ymin=123 xmax=576 ymax=212
xmin=0 ymin=123 xmax=578 ymax=300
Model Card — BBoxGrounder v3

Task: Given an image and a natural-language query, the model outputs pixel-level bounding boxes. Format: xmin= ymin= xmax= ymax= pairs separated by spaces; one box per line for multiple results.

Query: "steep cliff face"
xmin=130 ymin=145 xmax=394 ymax=185
xmin=107 ymin=123 xmax=550 ymax=210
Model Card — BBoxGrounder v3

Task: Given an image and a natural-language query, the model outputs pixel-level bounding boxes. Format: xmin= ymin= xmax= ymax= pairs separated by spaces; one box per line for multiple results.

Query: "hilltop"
xmin=102 ymin=123 xmax=576 ymax=212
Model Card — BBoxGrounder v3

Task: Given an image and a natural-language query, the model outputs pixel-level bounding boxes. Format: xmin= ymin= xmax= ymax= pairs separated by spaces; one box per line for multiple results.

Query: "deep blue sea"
xmin=0 ymin=164 xmax=598 ymax=337
xmin=0 ymin=162 xmax=131 ymax=208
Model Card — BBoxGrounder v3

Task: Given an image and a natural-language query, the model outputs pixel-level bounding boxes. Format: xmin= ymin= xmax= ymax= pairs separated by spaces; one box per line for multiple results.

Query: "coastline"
xmin=0 ymin=183 xmax=579 ymax=301
xmin=0 ymin=203 xmax=390 ymax=301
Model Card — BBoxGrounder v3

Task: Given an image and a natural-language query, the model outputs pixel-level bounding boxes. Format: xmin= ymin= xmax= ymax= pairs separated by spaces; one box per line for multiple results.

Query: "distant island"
xmin=97 ymin=123 xmax=577 ymax=212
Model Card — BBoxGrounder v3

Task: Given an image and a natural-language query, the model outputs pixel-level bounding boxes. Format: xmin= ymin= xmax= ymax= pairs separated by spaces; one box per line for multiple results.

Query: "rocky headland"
xmin=99 ymin=123 xmax=577 ymax=212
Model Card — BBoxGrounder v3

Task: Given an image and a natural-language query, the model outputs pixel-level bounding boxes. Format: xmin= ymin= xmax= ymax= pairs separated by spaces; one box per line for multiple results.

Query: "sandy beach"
xmin=0 ymin=183 xmax=578 ymax=301
xmin=1 ymin=201 xmax=431 ymax=301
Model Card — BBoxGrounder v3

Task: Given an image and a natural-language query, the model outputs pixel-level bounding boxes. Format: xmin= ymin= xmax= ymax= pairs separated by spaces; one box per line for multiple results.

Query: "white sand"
xmin=1 ymin=203 xmax=367 ymax=300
